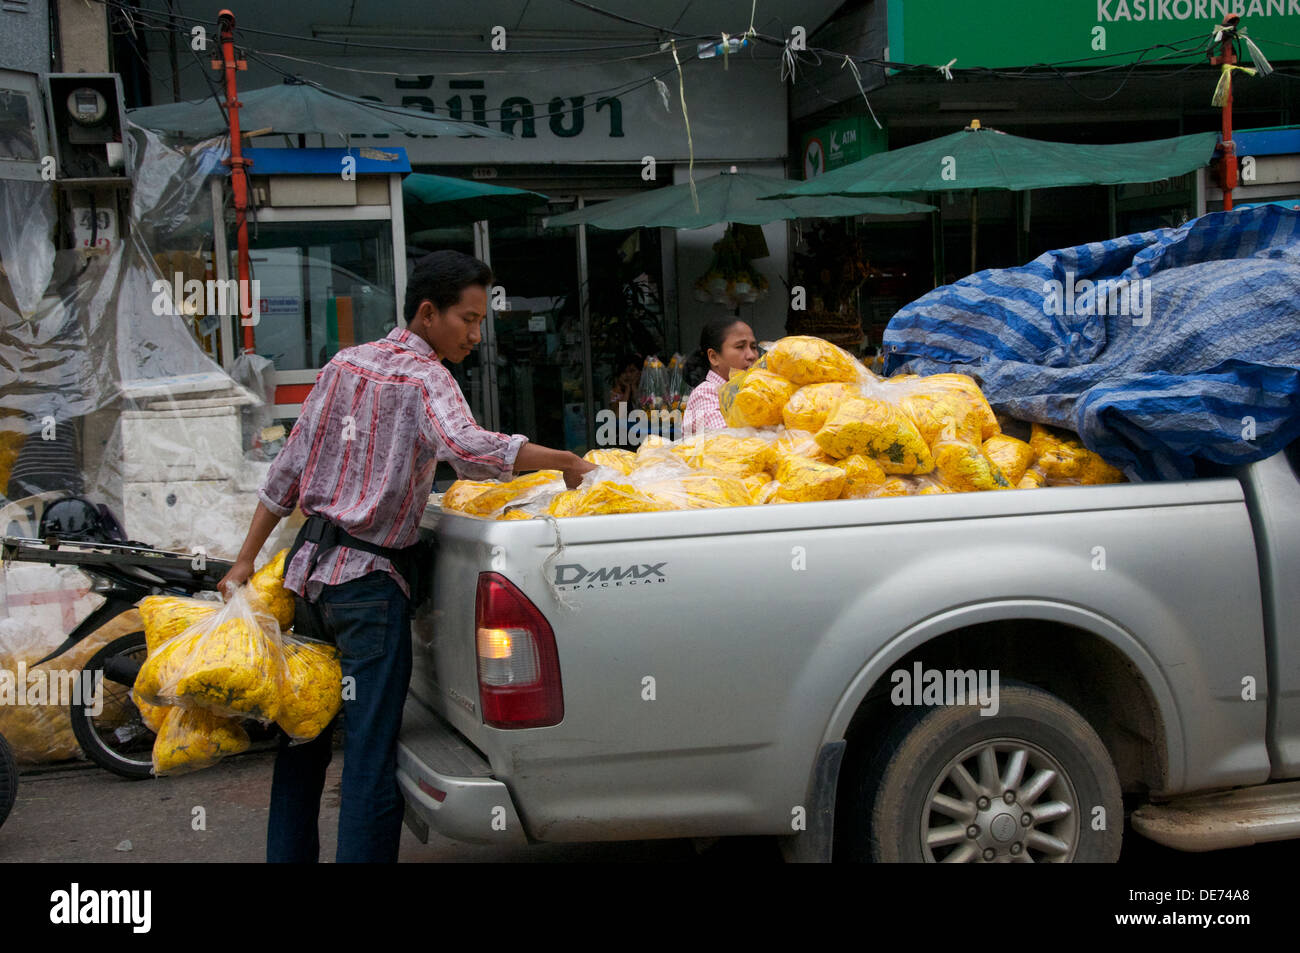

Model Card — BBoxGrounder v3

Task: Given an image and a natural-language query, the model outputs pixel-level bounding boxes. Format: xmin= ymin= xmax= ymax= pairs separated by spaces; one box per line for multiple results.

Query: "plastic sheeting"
xmin=1 ymin=125 xmax=302 ymax=624
xmin=882 ymin=205 xmax=1300 ymax=481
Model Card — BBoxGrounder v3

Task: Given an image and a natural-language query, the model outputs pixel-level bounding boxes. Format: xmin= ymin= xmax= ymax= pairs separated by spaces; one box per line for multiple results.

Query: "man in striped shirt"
xmin=219 ymin=251 xmax=592 ymax=863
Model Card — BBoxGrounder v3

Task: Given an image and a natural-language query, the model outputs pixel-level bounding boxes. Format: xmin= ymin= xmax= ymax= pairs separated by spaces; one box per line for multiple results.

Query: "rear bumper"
xmin=397 ymin=696 xmax=527 ymax=846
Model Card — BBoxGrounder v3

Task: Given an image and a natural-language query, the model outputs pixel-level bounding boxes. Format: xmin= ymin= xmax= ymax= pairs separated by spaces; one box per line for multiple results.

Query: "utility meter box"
xmin=43 ymin=72 xmax=127 ymax=179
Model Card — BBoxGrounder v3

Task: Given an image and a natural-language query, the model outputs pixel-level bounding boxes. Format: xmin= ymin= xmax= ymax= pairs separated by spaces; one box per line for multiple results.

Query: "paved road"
xmin=1 ymin=749 xmax=1295 ymax=864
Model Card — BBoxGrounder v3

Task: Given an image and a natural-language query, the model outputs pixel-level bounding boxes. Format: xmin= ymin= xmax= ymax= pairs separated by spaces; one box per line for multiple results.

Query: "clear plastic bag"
xmin=151 ymin=706 xmax=250 ymax=776
xmin=134 ymin=586 xmax=285 ymax=723
xmin=440 ymin=469 xmax=567 ymax=519
xmin=983 ymin=434 xmax=1037 ymax=485
xmin=582 ymin=448 xmax=637 ymax=475
xmin=760 ymin=335 xmax=862 ymax=386
xmin=931 ymin=423 xmax=1012 ymax=492
xmin=772 ymin=453 xmax=846 ymax=502
xmin=138 ymin=595 xmax=220 ymax=655
xmin=667 ymin=429 xmax=775 ymax=478
xmin=1028 ymin=423 xmax=1126 ymax=485
xmin=719 ymin=367 xmax=799 ymax=428
xmin=814 ymin=395 xmax=935 ymax=474
xmin=247 ymin=548 xmax=295 ymax=630
xmin=0 ymin=608 xmax=142 ymax=763
xmin=782 ymin=382 xmax=859 ymax=433
xmin=276 ymin=634 xmax=342 ymax=744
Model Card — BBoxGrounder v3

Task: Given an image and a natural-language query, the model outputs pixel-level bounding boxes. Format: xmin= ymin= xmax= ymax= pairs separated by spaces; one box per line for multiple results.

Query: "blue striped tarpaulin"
xmin=882 ymin=205 xmax=1300 ymax=480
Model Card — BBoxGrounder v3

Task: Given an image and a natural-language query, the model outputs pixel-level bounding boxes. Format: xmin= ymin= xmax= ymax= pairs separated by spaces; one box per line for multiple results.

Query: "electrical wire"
xmin=88 ymin=0 xmax=703 ymax=55
xmin=100 ymin=0 xmax=1298 ymax=125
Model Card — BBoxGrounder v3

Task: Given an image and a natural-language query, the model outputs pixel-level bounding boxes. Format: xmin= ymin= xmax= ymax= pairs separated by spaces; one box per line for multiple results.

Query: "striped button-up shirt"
xmin=682 ymin=370 xmax=729 ymax=436
xmin=258 ymin=327 xmax=528 ymax=601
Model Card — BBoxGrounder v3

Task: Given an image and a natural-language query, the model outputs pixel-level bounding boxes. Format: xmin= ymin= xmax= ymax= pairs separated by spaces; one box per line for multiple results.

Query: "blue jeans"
xmin=266 ymin=570 xmax=413 ymax=863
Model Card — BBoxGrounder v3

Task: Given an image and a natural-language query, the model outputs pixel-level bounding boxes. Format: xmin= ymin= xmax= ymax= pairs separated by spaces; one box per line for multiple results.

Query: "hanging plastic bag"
xmin=276 ymin=635 xmax=343 ymax=743
xmin=135 ymin=587 xmax=286 ymax=723
xmin=247 ymin=548 xmax=295 ymax=630
xmin=138 ymin=595 xmax=220 ymax=655
xmin=152 ymin=706 xmax=251 ymax=776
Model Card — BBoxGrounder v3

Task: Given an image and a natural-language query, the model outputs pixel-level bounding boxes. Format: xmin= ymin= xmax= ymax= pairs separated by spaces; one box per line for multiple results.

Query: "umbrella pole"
xmin=970 ymin=189 xmax=979 ymax=275
xmin=217 ymin=10 xmax=255 ymax=355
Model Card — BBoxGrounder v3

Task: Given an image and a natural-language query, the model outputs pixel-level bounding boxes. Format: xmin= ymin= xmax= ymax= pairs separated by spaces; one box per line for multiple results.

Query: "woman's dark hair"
xmin=683 ymin=317 xmax=745 ymax=388
xmin=405 ymin=250 xmax=494 ymax=321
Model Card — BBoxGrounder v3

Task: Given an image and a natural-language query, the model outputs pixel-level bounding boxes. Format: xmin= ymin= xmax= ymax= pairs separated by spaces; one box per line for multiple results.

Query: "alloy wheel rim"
xmin=920 ymin=737 xmax=1080 ymax=863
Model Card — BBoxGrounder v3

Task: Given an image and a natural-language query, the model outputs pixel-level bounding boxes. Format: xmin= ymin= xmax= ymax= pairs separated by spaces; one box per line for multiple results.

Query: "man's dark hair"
xmin=405 ymin=250 xmax=493 ymax=321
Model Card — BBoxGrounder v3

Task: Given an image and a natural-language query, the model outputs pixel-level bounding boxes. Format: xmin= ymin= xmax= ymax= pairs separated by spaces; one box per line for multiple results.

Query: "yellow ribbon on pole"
xmin=1211 ymin=63 xmax=1257 ymax=108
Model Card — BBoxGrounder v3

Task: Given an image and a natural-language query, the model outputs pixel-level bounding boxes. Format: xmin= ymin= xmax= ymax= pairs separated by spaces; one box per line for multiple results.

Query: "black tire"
xmin=0 ymin=731 xmax=16 ymax=828
xmin=69 ymin=632 xmax=155 ymax=780
xmin=847 ymin=681 xmax=1122 ymax=863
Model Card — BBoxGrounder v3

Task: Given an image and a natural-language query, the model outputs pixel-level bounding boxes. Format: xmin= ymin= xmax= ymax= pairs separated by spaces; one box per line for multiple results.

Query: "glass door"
xmin=481 ymin=201 xmax=587 ymax=454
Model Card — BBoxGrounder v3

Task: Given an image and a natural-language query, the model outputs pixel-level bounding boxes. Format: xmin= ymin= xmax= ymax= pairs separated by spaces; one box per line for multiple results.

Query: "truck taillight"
xmin=475 ymin=572 xmax=563 ymax=728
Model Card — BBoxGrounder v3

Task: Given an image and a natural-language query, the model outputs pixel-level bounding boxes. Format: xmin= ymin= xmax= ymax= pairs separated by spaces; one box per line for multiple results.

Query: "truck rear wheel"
xmin=849 ymin=682 xmax=1122 ymax=862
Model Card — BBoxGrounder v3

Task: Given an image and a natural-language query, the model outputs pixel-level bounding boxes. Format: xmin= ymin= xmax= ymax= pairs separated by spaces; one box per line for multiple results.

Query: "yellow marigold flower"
xmin=761 ymin=336 xmax=860 ymax=385
xmin=814 ymin=397 xmax=935 ymax=474
xmin=277 ymin=638 xmax=342 ymax=743
xmin=152 ymin=707 xmax=250 ymax=776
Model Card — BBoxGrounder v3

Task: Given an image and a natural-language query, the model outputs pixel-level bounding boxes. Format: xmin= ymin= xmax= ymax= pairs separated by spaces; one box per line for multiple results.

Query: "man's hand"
xmin=563 ymin=457 xmax=596 ymax=489
xmin=217 ymin=556 xmax=255 ymax=600
xmin=514 ymin=443 xmax=596 ymax=489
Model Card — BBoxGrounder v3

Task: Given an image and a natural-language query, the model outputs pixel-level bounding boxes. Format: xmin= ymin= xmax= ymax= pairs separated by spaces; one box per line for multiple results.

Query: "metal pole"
xmin=216 ymin=9 xmax=254 ymax=353
xmin=1212 ymin=14 xmax=1241 ymax=211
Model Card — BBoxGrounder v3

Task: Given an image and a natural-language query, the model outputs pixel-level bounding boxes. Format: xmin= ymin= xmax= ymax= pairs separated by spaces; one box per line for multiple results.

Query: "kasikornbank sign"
xmin=256 ymin=56 xmax=786 ymax=164
xmin=887 ymin=0 xmax=1300 ymax=70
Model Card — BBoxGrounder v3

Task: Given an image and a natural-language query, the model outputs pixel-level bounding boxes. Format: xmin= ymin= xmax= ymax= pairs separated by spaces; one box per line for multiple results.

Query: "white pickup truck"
xmin=397 ymin=443 xmax=1300 ymax=862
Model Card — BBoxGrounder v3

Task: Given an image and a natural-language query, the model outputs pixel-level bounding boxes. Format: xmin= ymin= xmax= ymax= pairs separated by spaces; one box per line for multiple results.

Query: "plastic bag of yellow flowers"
xmin=634 ymin=464 xmax=754 ymax=510
xmin=246 ymin=548 xmax=295 ymax=630
xmin=814 ymin=395 xmax=935 ymax=474
xmin=719 ymin=367 xmax=798 ymax=428
xmin=152 ymin=706 xmax=250 ymax=776
xmin=760 ymin=335 xmax=864 ymax=386
xmin=930 ymin=424 xmax=1012 ymax=492
xmin=668 ymin=429 xmax=774 ymax=478
xmin=277 ymin=635 xmax=342 ymax=743
xmin=1028 ymin=424 xmax=1126 ymax=485
xmin=545 ymin=467 xmax=669 ymax=517
xmin=135 ymin=587 xmax=286 ymax=723
xmin=441 ymin=470 xmax=566 ymax=519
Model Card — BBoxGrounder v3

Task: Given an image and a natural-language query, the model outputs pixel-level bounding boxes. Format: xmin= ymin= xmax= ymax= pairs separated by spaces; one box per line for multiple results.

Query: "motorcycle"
xmin=2 ymin=497 xmax=235 ymax=779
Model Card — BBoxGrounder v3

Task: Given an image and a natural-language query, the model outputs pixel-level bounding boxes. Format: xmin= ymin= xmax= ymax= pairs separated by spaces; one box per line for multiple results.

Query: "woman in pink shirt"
xmin=681 ymin=318 xmax=760 ymax=435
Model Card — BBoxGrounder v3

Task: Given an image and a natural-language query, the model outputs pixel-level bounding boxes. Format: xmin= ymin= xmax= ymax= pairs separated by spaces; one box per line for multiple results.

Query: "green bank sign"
xmin=801 ymin=118 xmax=888 ymax=180
xmin=887 ymin=0 xmax=1300 ymax=69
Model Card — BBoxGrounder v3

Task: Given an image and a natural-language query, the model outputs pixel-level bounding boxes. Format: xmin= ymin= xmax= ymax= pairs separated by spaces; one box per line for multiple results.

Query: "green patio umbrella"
xmin=543 ymin=169 xmax=933 ymax=230
xmin=771 ymin=122 xmax=1219 ymax=273
xmin=128 ymin=78 xmax=511 ymax=141
xmin=402 ymin=173 xmax=548 ymax=230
